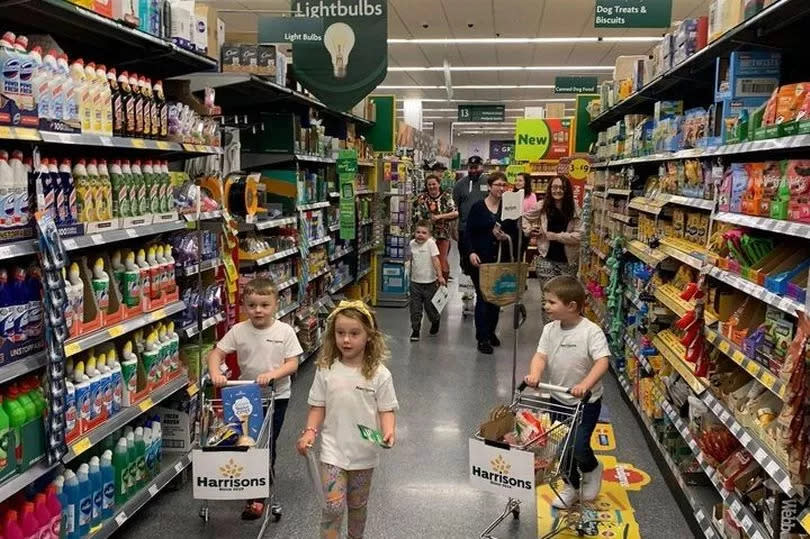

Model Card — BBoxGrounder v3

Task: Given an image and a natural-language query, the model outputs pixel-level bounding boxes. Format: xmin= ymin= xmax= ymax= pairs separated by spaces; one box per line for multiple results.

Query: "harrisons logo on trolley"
xmin=468 ymin=439 xmax=535 ymax=503
xmin=192 ymin=449 xmax=271 ymax=500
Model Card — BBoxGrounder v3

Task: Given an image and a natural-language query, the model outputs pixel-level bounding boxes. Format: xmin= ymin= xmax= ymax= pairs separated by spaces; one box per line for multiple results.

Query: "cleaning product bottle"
xmin=131 ymin=160 xmax=147 ymax=216
xmin=134 ymin=427 xmax=146 ymax=488
xmin=91 ymin=258 xmax=110 ymax=315
xmin=0 ymin=150 xmax=15 ymax=228
xmin=10 ymin=267 xmax=28 ymax=343
xmin=123 ymin=251 xmax=140 ymax=309
xmin=151 ymin=419 xmax=161 ymax=473
xmin=84 ymin=61 xmax=101 ymax=135
xmin=166 ymin=321 xmax=180 ymax=374
xmin=86 ymin=159 xmax=102 ymax=222
xmin=120 ymin=341 xmax=137 ymax=407
xmin=139 ymin=76 xmax=152 ymax=138
xmin=76 ymin=463 xmax=91 ymax=537
xmin=14 ymin=382 xmax=36 ymax=427
xmin=142 ymin=425 xmax=154 ymax=480
xmin=121 ymin=160 xmax=136 ymax=217
xmin=63 ymin=470 xmax=79 ymax=539
xmin=71 ymin=159 xmax=92 ymax=223
xmin=119 ymin=71 xmax=135 ymax=137
xmin=108 ymin=67 xmax=123 ymax=136
xmin=45 ymin=484 xmax=63 ymax=539
xmin=135 ymin=249 xmax=150 ymax=308
xmin=5 ymin=509 xmax=25 ymax=539
xmin=109 ymin=159 xmax=128 ymax=219
xmin=125 ymin=430 xmax=136 ymax=495
xmin=84 ymin=353 xmax=101 ymax=421
xmin=157 ymin=323 xmax=170 ymax=380
xmin=129 ymin=72 xmax=143 ymax=136
xmin=9 ymin=150 xmax=28 ymax=227
xmin=97 ymin=64 xmax=112 ymax=136
xmin=100 ymin=450 xmax=114 ymax=519
xmin=64 ymin=372 xmax=77 ymax=440
xmin=163 ymin=244 xmax=175 ymax=295
xmin=25 ymin=264 xmax=42 ymax=339
xmin=59 ymin=158 xmax=76 ymax=225
xmin=97 ymin=352 xmax=113 ymax=418
xmin=145 ymin=247 xmax=160 ymax=303
xmin=3 ymin=387 xmax=25 ymax=471
xmin=69 ymin=59 xmax=91 ymax=134
xmin=88 ymin=456 xmax=102 ymax=526
xmin=20 ymin=502 xmax=39 ymax=539
xmin=58 ymin=53 xmax=76 ymax=126
xmin=73 ymin=361 xmax=91 ymax=431
xmin=141 ymin=160 xmax=154 ymax=214
xmin=44 ymin=50 xmax=62 ymax=123
xmin=154 ymin=244 xmax=167 ymax=297
xmin=112 ymin=439 xmax=128 ymax=505
xmin=0 ymin=395 xmax=8 ymax=474
xmin=32 ymin=157 xmax=50 ymax=222
xmin=106 ymin=347 xmax=123 ymax=414
xmin=68 ymin=262 xmax=84 ymax=328
xmin=161 ymin=160 xmax=172 ymax=212
xmin=0 ymin=269 xmax=10 ymax=346
xmin=146 ymin=78 xmax=158 ymax=138
xmin=153 ymin=80 xmax=167 ymax=139
xmin=97 ymin=159 xmax=112 ymax=221
xmin=44 ymin=157 xmax=65 ymax=226
xmin=139 ymin=331 xmax=159 ymax=388
xmin=32 ymin=47 xmax=51 ymax=121
xmin=110 ymin=250 xmax=125 ymax=298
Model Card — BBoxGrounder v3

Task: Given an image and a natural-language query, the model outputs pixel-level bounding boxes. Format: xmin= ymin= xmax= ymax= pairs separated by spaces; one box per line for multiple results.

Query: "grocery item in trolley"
xmin=222 ymin=384 xmax=264 ymax=447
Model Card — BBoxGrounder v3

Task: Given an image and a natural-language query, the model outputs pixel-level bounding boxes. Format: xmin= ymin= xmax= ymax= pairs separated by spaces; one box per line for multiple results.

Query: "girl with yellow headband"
xmin=297 ymin=300 xmax=399 ymax=539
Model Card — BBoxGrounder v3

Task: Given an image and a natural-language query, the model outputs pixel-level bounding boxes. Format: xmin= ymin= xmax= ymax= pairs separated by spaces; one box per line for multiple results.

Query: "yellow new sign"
xmin=505 ymin=164 xmax=529 ymax=184
xmin=515 ymin=119 xmax=551 ymax=162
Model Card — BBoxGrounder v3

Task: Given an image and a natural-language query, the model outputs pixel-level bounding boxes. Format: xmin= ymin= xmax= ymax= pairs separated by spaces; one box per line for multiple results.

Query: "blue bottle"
xmin=100 ymin=450 xmax=115 ymax=519
xmin=76 ymin=464 xmax=92 ymax=537
xmin=89 ymin=457 xmax=103 ymax=527
xmin=9 ymin=267 xmax=28 ymax=343
xmin=25 ymin=265 xmax=42 ymax=339
xmin=63 ymin=470 xmax=80 ymax=539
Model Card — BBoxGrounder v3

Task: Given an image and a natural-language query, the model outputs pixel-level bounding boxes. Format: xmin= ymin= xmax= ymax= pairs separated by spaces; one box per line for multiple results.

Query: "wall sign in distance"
xmin=457 ymin=104 xmax=505 ymax=123
xmin=594 ymin=0 xmax=672 ymax=28
xmin=489 ymin=140 xmax=515 ymax=161
xmin=554 ymin=76 xmax=598 ymax=94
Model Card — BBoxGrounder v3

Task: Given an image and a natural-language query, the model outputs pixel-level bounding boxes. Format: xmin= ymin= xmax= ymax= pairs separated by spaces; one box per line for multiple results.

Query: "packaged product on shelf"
xmin=221 ymin=384 xmax=263 ymax=447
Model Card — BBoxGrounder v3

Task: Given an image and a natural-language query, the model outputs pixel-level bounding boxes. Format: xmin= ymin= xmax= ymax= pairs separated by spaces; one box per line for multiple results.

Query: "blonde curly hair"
xmin=317 ymin=306 xmax=389 ymax=379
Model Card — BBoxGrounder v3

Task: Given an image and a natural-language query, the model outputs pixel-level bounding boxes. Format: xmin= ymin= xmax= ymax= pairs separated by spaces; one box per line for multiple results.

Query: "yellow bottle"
xmin=72 ymin=158 xmax=93 ymax=222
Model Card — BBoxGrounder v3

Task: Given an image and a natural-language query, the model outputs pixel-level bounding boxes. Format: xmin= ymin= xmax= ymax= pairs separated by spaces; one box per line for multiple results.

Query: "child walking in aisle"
xmin=297 ymin=300 xmax=399 ymax=539
xmin=524 ymin=276 xmax=610 ymax=509
xmin=207 ymin=277 xmax=303 ymax=520
xmin=408 ymin=220 xmax=447 ymax=341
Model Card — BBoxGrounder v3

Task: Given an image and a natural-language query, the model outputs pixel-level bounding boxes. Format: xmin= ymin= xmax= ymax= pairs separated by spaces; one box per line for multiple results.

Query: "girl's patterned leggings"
xmin=321 ymin=464 xmax=374 ymax=539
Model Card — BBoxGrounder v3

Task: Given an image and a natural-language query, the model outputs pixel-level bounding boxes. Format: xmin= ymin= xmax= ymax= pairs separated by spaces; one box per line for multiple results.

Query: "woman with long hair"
xmin=412 ymin=174 xmax=458 ymax=281
xmin=523 ymin=176 xmax=583 ymax=325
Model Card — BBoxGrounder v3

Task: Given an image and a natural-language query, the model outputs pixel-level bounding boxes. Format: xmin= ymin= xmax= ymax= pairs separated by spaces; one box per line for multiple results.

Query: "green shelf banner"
xmin=554 ymin=76 xmax=598 ymax=94
xmin=338 ymin=149 xmax=358 ymax=240
xmin=594 ymin=0 xmax=672 ymax=28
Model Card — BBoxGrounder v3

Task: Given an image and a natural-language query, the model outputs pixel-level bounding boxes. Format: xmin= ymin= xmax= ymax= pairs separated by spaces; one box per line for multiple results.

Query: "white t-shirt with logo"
xmin=409 ymin=237 xmax=440 ymax=284
xmin=308 ymin=361 xmax=399 ymax=470
xmin=535 ymin=317 xmax=610 ymax=405
xmin=216 ymin=320 xmax=304 ymax=399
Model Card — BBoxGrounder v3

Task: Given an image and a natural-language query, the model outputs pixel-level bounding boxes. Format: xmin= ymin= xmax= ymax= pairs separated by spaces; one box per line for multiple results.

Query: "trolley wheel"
xmin=271 ymin=504 xmax=282 ymax=522
xmin=199 ymin=506 xmax=209 ymax=522
xmin=511 ymin=507 xmax=520 ymax=519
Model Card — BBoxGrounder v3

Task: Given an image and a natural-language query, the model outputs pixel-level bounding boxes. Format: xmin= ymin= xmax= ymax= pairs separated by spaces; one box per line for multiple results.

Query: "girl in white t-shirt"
xmin=297 ymin=300 xmax=399 ymax=539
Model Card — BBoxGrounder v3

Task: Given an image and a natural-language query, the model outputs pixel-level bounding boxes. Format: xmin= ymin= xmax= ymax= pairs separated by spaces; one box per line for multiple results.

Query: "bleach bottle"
xmin=113 ymin=438 xmax=128 ymax=504
xmin=63 ymin=470 xmax=79 ymax=539
xmin=89 ymin=456 xmax=103 ymax=526
xmin=100 ymin=450 xmax=114 ymax=519
xmin=76 ymin=463 xmax=92 ymax=537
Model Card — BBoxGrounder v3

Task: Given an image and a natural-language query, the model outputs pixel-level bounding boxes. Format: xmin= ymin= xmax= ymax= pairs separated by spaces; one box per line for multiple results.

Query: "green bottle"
xmin=131 ymin=160 xmax=148 ymax=216
xmin=122 ymin=160 xmax=138 ymax=217
xmin=134 ymin=427 xmax=146 ymax=488
xmin=0 ymin=396 xmax=10 ymax=475
xmin=3 ymin=388 xmax=26 ymax=471
xmin=14 ymin=383 xmax=37 ymax=424
xmin=113 ymin=438 xmax=129 ymax=504
xmin=125 ymin=430 xmax=137 ymax=496
xmin=23 ymin=377 xmax=46 ymax=417
xmin=110 ymin=159 xmax=130 ymax=218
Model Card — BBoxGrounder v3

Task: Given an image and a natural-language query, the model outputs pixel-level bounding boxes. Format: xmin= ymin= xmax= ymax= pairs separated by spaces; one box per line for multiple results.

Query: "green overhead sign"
xmin=554 ymin=76 xmax=599 ymax=94
xmin=457 ymin=104 xmax=505 ymax=123
xmin=594 ymin=0 xmax=672 ymax=28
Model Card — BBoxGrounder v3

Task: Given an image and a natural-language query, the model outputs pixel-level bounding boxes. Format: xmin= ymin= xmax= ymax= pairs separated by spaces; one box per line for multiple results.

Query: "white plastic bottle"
xmin=29 ymin=46 xmax=50 ymax=122
xmin=48 ymin=158 xmax=65 ymax=225
xmin=58 ymin=53 xmax=77 ymax=125
xmin=154 ymin=244 xmax=168 ymax=296
xmin=42 ymin=51 xmax=61 ymax=122
xmin=96 ymin=64 xmax=113 ymax=136
xmin=68 ymin=262 xmax=84 ymax=327
xmin=105 ymin=347 xmax=123 ymax=414
xmin=163 ymin=243 xmax=175 ymax=295
xmin=9 ymin=150 xmax=27 ymax=226
xmin=135 ymin=249 xmax=150 ymax=309
xmin=0 ymin=151 xmax=15 ymax=228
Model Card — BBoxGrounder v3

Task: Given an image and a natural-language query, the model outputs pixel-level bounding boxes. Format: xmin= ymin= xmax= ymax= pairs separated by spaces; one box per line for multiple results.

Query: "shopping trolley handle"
xmin=517 ymin=381 xmax=591 ymax=402
xmin=205 ymin=379 xmax=276 ymax=388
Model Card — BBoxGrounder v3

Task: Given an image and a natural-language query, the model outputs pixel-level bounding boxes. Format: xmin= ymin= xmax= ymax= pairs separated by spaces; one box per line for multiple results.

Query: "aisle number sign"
xmin=468 ymin=439 xmax=535 ymax=503
xmin=594 ymin=0 xmax=672 ymax=28
xmin=458 ymin=104 xmax=505 ymax=122
xmin=515 ymin=118 xmax=572 ymax=162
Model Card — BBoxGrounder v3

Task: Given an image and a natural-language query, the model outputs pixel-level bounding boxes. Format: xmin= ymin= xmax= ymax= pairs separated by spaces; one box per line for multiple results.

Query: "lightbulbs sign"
xmin=258 ymin=1 xmax=388 ymax=112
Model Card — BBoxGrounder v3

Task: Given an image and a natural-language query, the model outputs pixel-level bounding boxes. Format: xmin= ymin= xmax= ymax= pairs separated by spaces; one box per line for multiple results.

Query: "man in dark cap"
xmin=453 ymin=155 xmax=489 ymax=275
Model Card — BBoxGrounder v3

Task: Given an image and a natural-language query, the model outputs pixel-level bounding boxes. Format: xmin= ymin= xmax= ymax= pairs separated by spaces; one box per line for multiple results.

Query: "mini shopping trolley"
xmin=473 ymin=381 xmax=594 ymax=539
xmin=193 ymin=380 xmax=280 ymax=538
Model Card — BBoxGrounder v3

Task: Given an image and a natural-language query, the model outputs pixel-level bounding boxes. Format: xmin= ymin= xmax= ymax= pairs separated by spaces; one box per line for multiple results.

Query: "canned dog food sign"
xmin=468 ymin=439 xmax=535 ymax=502
xmin=192 ymin=449 xmax=270 ymax=500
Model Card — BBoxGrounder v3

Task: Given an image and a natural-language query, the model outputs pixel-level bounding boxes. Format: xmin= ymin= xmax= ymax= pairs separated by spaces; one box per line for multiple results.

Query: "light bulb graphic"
xmin=323 ymin=22 xmax=355 ymax=79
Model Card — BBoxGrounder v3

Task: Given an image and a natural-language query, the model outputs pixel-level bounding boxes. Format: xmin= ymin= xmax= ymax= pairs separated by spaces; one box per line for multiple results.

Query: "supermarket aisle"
xmin=120 ymin=279 xmax=692 ymax=538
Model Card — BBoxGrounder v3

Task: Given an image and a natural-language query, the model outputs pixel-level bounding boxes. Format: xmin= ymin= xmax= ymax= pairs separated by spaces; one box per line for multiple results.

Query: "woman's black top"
xmin=464 ymin=199 xmax=521 ymax=264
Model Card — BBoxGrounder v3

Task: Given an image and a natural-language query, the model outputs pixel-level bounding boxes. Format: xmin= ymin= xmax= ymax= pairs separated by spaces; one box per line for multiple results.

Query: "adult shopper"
xmin=453 ymin=155 xmax=489 ymax=276
xmin=412 ymin=174 xmax=458 ymax=281
xmin=466 ymin=172 xmax=521 ymax=354
xmin=523 ymin=176 xmax=582 ymax=325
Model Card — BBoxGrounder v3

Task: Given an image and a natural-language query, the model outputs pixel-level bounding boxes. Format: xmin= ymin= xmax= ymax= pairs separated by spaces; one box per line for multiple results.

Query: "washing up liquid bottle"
xmin=9 ymin=150 xmax=27 ymax=227
xmin=91 ymin=258 xmax=110 ymax=314
xmin=0 ymin=150 xmax=15 ymax=228
xmin=68 ymin=262 xmax=84 ymax=328
xmin=123 ymin=251 xmax=140 ymax=309
xmin=131 ymin=160 xmax=147 ymax=216
xmin=97 ymin=65 xmax=112 ymax=136
xmin=120 ymin=341 xmax=137 ymax=407
xmin=76 ymin=463 xmax=91 ymax=537
xmin=121 ymin=160 xmax=136 ymax=217
xmin=109 ymin=160 xmax=128 ymax=219
xmin=98 ymin=159 xmax=112 ymax=221
xmin=134 ymin=427 xmax=146 ymax=488
xmin=63 ymin=470 xmax=79 ymax=539
xmin=88 ymin=456 xmax=102 ymax=526
xmin=100 ymin=450 xmax=114 ymax=519
xmin=72 ymin=159 xmax=91 ymax=223
xmin=4 ymin=509 xmax=25 ymax=539
xmin=113 ymin=439 xmax=128 ymax=505
xmin=21 ymin=501 xmax=41 ymax=539
xmin=45 ymin=485 xmax=62 ymax=539
xmin=105 ymin=347 xmax=123 ymax=414
xmin=59 ymin=158 xmax=77 ymax=225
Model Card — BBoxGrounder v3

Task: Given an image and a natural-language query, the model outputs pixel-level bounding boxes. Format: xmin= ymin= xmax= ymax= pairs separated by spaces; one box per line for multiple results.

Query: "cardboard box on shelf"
xmin=196 ymin=4 xmax=225 ymax=59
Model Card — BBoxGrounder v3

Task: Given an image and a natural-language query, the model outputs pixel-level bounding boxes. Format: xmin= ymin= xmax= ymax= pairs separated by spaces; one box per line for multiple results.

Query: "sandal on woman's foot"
xmin=241 ymin=501 xmax=265 ymax=520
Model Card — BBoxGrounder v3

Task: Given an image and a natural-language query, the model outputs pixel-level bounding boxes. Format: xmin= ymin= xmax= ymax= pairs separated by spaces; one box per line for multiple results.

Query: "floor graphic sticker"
xmin=591 ymin=423 xmax=616 ymax=451
xmin=537 ymin=455 xmax=650 ymax=538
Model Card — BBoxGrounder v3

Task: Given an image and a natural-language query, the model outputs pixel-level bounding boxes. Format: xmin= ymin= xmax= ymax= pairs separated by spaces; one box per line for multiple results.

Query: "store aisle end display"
xmin=584 ymin=3 xmax=810 ymax=537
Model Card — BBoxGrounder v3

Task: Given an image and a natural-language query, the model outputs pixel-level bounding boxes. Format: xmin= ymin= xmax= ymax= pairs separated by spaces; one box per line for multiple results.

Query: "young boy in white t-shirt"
xmin=524 ymin=275 xmax=610 ymax=509
xmin=207 ymin=277 xmax=303 ymax=520
xmin=408 ymin=220 xmax=447 ymax=342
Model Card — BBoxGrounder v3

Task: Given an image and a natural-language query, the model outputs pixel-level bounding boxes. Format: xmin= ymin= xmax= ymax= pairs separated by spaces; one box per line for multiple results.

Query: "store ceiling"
xmin=214 ymin=0 xmax=707 ymax=128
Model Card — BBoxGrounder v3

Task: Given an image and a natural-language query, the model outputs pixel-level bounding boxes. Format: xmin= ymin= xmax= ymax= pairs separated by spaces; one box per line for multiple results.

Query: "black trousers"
xmin=470 ymin=267 xmax=500 ymax=344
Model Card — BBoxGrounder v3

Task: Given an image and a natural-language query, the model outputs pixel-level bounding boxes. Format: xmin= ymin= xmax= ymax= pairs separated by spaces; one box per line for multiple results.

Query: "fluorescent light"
xmin=388 ymin=36 xmax=661 ymax=44
xmin=378 ymin=84 xmax=554 ymax=90
xmin=388 ymin=65 xmax=613 ymax=72
xmin=397 ymin=107 xmax=528 ymax=112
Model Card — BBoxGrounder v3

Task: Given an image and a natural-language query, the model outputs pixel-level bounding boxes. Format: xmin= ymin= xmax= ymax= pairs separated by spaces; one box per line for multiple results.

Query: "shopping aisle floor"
xmin=119 ymin=279 xmax=692 ymax=538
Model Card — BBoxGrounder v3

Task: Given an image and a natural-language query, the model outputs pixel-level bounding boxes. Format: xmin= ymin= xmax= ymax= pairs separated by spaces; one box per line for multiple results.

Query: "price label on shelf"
xmin=108 ymin=325 xmax=124 ymax=338
xmin=91 ymin=234 xmax=104 ymax=245
xmin=153 ymin=309 xmax=166 ymax=319
xmin=0 ymin=126 xmax=12 ymax=139
xmin=156 ymin=141 xmax=170 ymax=150
xmin=73 ymin=437 xmax=92 ymax=456
xmin=148 ymin=484 xmax=159 ymax=497
xmin=132 ymin=139 xmax=146 ymax=149
xmin=187 ymin=383 xmax=198 ymax=396
xmin=760 ymin=372 xmax=777 ymax=391
xmin=65 ymin=342 xmax=81 ymax=356
xmin=745 ymin=362 xmax=761 ymax=376
xmin=175 ymin=461 xmax=185 ymax=473
xmin=115 ymin=512 xmax=127 ymax=526
xmin=718 ymin=340 xmax=731 ymax=354
xmin=138 ymin=397 xmax=154 ymax=412
xmin=62 ymin=238 xmax=78 ymax=250
xmin=126 ymin=229 xmax=138 ymax=238
xmin=99 ymin=136 xmax=112 ymax=147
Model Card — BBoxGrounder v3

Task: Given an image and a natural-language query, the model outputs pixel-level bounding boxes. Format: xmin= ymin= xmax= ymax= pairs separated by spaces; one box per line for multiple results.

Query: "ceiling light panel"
xmin=387 ymin=37 xmax=661 ymax=44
